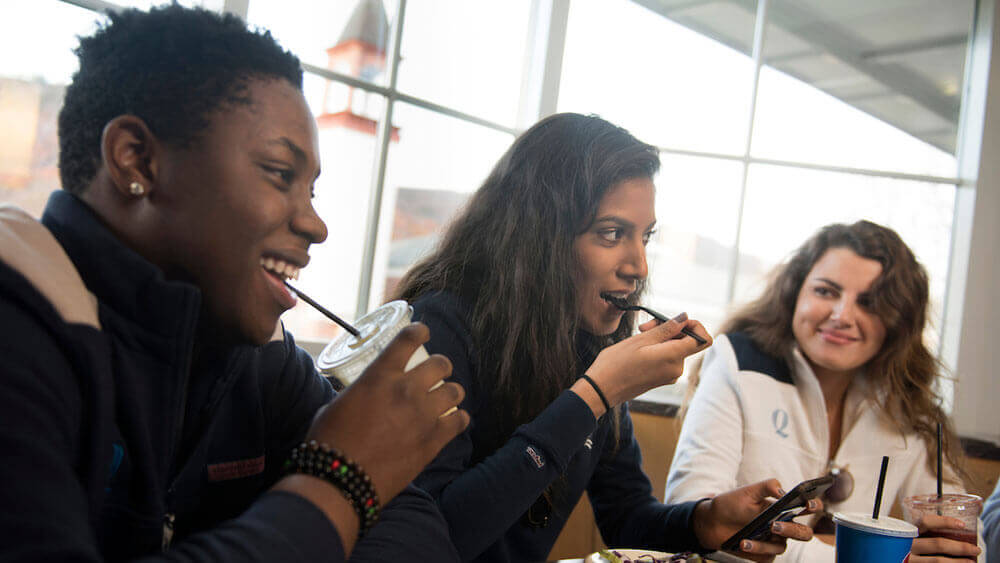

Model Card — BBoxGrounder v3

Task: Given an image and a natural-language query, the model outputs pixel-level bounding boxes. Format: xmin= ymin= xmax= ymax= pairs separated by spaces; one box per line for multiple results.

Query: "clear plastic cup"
xmin=316 ymin=300 xmax=429 ymax=387
xmin=833 ymin=512 xmax=917 ymax=563
xmin=902 ymin=493 xmax=983 ymax=545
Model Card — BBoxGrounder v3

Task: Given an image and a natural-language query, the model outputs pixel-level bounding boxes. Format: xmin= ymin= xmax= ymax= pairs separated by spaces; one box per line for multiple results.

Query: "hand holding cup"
xmin=904 ymin=494 xmax=983 ymax=562
xmin=305 ymin=322 xmax=469 ymax=503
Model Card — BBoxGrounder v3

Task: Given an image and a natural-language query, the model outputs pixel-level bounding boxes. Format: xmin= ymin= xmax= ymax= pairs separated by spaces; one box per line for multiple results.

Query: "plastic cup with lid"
xmin=902 ymin=493 xmax=982 ymax=545
xmin=833 ymin=512 xmax=917 ymax=563
xmin=316 ymin=300 xmax=430 ymax=388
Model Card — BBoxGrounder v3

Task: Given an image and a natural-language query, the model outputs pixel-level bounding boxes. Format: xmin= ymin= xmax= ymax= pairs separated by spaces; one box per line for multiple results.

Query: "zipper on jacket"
xmin=162 ymin=512 xmax=175 ymax=551
xmin=163 ymin=307 xmax=197 ymax=554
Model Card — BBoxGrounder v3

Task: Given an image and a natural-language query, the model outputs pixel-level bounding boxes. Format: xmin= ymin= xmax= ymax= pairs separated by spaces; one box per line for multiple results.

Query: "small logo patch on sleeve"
xmin=207 ymin=455 xmax=266 ymax=482
xmin=525 ymin=446 xmax=545 ymax=469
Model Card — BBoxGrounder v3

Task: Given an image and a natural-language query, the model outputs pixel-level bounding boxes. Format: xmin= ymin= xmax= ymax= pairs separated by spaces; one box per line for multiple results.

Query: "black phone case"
xmin=719 ymin=474 xmax=835 ymax=552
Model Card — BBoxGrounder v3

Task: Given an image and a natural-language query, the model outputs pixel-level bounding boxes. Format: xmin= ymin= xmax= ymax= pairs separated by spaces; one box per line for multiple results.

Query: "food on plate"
xmin=593 ymin=549 xmax=703 ymax=562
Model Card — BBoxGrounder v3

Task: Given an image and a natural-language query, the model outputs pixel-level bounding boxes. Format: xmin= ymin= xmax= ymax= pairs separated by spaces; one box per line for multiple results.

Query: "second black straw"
xmin=872 ymin=455 xmax=889 ymax=519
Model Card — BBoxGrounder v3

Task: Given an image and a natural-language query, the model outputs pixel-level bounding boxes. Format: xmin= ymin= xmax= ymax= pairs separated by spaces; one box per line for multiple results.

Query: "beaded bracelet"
xmin=284 ymin=440 xmax=381 ymax=537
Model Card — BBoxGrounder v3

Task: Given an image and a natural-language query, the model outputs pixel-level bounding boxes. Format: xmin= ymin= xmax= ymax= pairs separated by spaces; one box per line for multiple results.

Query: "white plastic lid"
xmin=833 ymin=512 xmax=918 ymax=538
xmin=316 ymin=300 xmax=412 ymax=385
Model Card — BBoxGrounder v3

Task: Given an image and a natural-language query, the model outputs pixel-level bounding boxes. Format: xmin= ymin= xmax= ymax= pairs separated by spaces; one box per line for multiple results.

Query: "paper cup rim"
xmin=833 ymin=512 xmax=918 ymax=538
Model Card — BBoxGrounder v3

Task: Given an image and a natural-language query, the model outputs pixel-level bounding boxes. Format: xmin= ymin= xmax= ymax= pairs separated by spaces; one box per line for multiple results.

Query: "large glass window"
xmin=396 ymin=1 xmax=532 ymax=127
xmin=375 ymin=103 xmax=514 ymax=307
xmin=750 ymin=0 xmax=973 ymax=176
xmin=555 ymin=0 xmax=975 ymax=403
xmin=645 ymin=154 xmax=745 ymax=333
xmin=247 ymin=0 xmax=398 ymax=84
xmin=0 ymin=0 xmax=982 ymax=408
xmin=559 ymin=0 xmax=757 ymax=156
xmin=0 ymin=1 xmax=103 ymax=218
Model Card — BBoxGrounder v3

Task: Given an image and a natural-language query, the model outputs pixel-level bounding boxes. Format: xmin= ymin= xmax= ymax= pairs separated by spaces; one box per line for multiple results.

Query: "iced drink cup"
xmin=316 ymin=300 xmax=429 ymax=388
xmin=902 ymin=493 xmax=982 ymax=545
xmin=833 ymin=512 xmax=917 ymax=563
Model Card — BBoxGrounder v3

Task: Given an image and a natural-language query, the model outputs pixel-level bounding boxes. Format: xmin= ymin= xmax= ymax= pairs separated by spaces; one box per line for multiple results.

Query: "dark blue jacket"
xmin=0 ymin=192 xmax=458 ymax=562
xmin=412 ymin=291 xmax=704 ymax=562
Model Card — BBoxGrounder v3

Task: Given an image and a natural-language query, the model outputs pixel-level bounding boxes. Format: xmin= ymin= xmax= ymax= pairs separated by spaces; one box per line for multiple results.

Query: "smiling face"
xmin=147 ymin=78 xmax=327 ymax=345
xmin=792 ymin=247 xmax=887 ymax=380
xmin=572 ymin=177 xmax=656 ymax=335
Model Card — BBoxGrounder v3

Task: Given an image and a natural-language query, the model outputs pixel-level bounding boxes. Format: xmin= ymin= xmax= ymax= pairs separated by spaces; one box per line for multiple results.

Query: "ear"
xmin=100 ymin=115 xmax=160 ymax=199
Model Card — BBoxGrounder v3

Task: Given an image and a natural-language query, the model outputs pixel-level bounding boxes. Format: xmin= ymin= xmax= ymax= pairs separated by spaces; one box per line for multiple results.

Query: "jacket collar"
xmin=789 ymin=343 xmax=872 ymax=459
xmin=40 ymin=191 xmax=202 ymax=347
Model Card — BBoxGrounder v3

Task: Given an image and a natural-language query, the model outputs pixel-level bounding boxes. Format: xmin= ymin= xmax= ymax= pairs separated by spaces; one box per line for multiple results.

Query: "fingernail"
xmin=777 ymin=488 xmax=787 ymax=496
xmin=672 ymin=312 xmax=688 ymax=323
xmin=772 ymin=522 xmax=783 ymax=533
xmin=808 ymin=499 xmax=819 ymax=510
xmin=741 ymin=540 xmax=752 ymax=551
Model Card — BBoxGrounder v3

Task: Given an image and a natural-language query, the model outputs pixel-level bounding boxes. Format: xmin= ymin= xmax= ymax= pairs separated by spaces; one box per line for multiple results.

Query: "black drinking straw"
xmin=936 ymin=422 xmax=943 ymax=499
xmin=284 ymin=280 xmax=361 ymax=338
xmin=873 ymin=456 xmax=890 ymax=519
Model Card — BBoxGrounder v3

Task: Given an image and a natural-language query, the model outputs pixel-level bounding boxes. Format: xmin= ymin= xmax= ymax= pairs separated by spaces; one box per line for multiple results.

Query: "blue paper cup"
xmin=834 ymin=512 xmax=917 ymax=563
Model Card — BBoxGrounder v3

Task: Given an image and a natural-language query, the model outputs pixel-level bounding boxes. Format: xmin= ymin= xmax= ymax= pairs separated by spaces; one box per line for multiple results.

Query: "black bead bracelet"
xmin=284 ymin=441 xmax=381 ymax=537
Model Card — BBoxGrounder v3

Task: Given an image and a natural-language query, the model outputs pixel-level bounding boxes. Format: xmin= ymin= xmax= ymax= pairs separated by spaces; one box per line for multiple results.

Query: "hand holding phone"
xmin=719 ymin=474 xmax=835 ymax=552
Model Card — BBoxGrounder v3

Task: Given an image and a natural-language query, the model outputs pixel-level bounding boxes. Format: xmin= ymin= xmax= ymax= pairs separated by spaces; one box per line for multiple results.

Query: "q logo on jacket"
xmin=772 ymin=408 xmax=790 ymax=438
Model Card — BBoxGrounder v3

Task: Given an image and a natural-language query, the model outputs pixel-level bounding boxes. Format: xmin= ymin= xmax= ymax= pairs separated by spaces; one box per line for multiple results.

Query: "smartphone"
xmin=719 ymin=474 xmax=835 ymax=552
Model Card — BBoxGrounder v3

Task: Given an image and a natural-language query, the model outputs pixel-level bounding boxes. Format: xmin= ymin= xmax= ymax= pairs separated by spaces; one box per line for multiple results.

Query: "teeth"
xmin=259 ymin=257 xmax=300 ymax=280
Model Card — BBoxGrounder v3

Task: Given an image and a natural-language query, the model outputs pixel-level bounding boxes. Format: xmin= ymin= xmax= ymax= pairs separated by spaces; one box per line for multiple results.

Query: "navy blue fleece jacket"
xmin=411 ymin=291 xmax=704 ymax=562
xmin=0 ymin=192 xmax=458 ymax=562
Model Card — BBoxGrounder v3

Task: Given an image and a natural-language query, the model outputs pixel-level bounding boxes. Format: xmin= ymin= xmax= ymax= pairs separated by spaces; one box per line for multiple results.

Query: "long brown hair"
xmin=688 ymin=220 xmax=964 ymax=484
xmin=394 ymin=113 xmax=659 ymax=455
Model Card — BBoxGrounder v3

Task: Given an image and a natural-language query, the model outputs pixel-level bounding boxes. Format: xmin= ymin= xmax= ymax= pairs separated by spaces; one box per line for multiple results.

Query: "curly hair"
xmin=394 ymin=113 xmax=660 ymax=457
xmin=58 ymin=4 xmax=303 ymax=194
xmin=689 ymin=220 xmax=966 ymax=484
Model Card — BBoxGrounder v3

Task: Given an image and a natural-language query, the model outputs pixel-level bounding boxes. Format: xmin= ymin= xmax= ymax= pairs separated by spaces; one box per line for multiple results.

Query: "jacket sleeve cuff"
xmin=513 ymin=389 xmax=598 ymax=474
xmin=684 ymin=498 xmax=712 ymax=554
xmin=247 ymin=490 xmax=347 ymax=560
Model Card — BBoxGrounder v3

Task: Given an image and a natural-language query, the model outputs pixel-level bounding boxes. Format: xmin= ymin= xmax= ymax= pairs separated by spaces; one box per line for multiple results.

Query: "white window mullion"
xmin=725 ymin=0 xmax=770 ymax=305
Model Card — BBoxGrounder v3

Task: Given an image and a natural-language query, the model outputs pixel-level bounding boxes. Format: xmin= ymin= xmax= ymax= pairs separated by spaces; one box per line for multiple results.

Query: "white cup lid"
xmin=316 ymin=300 xmax=412 ymax=382
xmin=833 ymin=512 xmax=918 ymax=538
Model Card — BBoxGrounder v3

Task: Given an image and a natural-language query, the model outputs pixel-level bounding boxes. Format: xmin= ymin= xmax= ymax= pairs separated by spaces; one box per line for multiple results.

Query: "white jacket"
xmin=664 ymin=333 xmax=978 ymax=562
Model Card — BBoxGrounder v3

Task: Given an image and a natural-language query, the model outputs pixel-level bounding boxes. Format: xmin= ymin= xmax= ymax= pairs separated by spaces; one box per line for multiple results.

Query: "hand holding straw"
xmin=284 ymin=280 xmax=361 ymax=338
xmin=872 ymin=455 xmax=890 ymax=519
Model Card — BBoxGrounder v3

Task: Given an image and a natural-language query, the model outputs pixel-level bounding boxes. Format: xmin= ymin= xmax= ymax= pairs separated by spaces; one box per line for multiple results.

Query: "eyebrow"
xmin=267 ymin=137 xmax=307 ymax=163
xmin=814 ymin=277 xmax=843 ymax=290
xmin=593 ymin=215 xmax=657 ymax=231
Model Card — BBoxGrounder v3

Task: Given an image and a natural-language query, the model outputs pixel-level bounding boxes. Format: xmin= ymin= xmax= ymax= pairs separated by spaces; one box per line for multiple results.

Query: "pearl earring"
xmin=129 ymin=181 xmax=146 ymax=196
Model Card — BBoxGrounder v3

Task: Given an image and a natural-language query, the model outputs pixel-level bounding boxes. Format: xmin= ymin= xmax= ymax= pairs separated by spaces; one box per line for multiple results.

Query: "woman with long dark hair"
xmin=395 ymin=113 xmax=817 ymax=562
xmin=665 ymin=221 xmax=983 ymax=562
